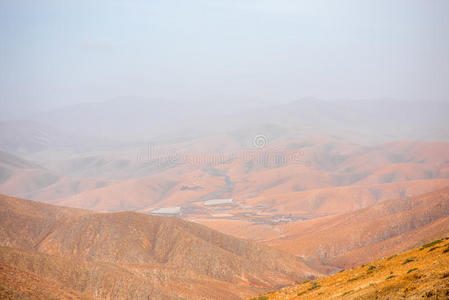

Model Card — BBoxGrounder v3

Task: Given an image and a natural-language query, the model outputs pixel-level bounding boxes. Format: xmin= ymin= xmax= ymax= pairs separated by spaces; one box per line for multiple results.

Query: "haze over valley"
xmin=1 ymin=0 xmax=449 ymax=299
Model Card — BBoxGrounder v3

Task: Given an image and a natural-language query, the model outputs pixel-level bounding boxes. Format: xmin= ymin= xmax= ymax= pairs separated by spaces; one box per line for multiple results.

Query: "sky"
xmin=1 ymin=0 xmax=448 ymax=115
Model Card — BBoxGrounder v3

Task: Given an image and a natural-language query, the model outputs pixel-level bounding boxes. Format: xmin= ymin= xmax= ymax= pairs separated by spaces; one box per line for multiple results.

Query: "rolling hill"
xmin=0 ymin=194 xmax=320 ymax=299
xmin=0 ymin=150 xmax=110 ymax=204
xmin=3 ymin=139 xmax=449 ymax=265
xmin=267 ymin=187 xmax=449 ymax=268
xmin=51 ymin=139 xmax=449 ymax=213
xmin=22 ymin=98 xmax=449 ymax=143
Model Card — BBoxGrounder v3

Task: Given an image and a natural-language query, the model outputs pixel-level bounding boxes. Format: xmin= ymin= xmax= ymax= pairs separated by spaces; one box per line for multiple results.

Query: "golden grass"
xmin=257 ymin=238 xmax=449 ymax=299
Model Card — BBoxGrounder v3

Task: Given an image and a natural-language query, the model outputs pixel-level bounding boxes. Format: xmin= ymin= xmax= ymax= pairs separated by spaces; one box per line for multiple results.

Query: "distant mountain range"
xmin=1 ymin=97 xmax=449 ymax=299
xmin=2 ymin=98 xmax=448 ymax=150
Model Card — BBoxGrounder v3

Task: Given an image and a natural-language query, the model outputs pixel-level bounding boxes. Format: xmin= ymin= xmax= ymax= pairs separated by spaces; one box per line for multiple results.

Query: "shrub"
xmin=387 ymin=254 xmax=397 ymax=260
xmin=249 ymin=297 xmax=267 ymax=300
xmin=307 ymin=282 xmax=321 ymax=290
xmin=297 ymin=291 xmax=306 ymax=296
xmin=386 ymin=275 xmax=396 ymax=280
xmin=403 ymin=257 xmax=416 ymax=265
xmin=420 ymin=239 xmax=443 ymax=250
xmin=425 ymin=291 xmax=435 ymax=297
xmin=348 ymin=275 xmax=363 ymax=282
xmin=407 ymin=268 xmax=418 ymax=274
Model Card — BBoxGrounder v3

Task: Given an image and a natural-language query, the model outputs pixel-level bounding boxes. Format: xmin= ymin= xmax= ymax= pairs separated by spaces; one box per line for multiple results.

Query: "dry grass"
xmin=256 ymin=238 xmax=449 ymax=299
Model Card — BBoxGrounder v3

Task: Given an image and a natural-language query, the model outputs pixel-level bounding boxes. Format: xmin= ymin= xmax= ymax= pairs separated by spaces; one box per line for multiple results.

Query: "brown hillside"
xmin=267 ymin=187 xmax=449 ymax=268
xmin=0 ymin=194 xmax=320 ymax=299
xmin=43 ymin=139 xmax=449 ymax=214
xmin=0 ymin=150 xmax=109 ymax=204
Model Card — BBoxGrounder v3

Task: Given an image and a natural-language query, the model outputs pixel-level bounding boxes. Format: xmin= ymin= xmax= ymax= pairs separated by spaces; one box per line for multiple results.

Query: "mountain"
xmin=0 ymin=149 xmax=60 ymax=197
xmin=3 ymin=137 xmax=445 ymax=257
xmin=257 ymin=237 xmax=449 ymax=299
xmin=0 ymin=149 xmax=109 ymax=203
xmin=193 ymin=179 xmax=449 ymax=244
xmin=0 ymin=194 xmax=320 ymax=299
xmin=18 ymin=98 xmax=449 ymax=143
xmin=267 ymin=187 xmax=449 ymax=268
xmin=0 ymin=120 xmax=117 ymax=156
xmin=49 ymin=139 xmax=449 ymax=225
xmin=2 ymin=138 xmax=449 ymax=269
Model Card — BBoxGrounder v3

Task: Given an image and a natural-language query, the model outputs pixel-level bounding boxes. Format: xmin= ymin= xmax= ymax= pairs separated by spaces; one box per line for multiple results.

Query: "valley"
xmin=1 ymin=103 xmax=449 ymax=299
xmin=2 ymin=1 xmax=449 ymax=298
xmin=0 ymin=194 xmax=320 ymax=299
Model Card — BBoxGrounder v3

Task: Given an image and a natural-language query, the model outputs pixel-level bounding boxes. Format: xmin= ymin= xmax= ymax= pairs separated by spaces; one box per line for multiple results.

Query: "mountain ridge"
xmin=0 ymin=194 xmax=320 ymax=299
xmin=267 ymin=187 xmax=449 ymax=268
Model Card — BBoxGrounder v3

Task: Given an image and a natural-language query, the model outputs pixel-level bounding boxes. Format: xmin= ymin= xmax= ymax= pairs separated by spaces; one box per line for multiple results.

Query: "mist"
xmin=1 ymin=2 xmax=449 ymax=298
xmin=1 ymin=0 xmax=449 ymax=117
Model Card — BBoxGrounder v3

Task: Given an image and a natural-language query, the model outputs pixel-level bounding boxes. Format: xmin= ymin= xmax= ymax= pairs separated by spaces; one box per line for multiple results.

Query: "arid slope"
xmin=257 ymin=238 xmax=449 ymax=299
xmin=0 ymin=194 xmax=320 ymax=299
xmin=267 ymin=187 xmax=449 ymax=268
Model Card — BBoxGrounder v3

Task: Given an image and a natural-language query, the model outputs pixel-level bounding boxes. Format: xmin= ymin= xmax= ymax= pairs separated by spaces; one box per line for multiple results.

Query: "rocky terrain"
xmin=266 ymin=187 xmax=449 ymax=268
xmin=0 ymin=194 xmax=320 ymax=299
xmin=1 ymin=105 xmax=449 ymax=299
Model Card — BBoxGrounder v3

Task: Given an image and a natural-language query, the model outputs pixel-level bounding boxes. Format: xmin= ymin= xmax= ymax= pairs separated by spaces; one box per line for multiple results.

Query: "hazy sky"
xmin=1 ymin=0 xmax=448 ymax=113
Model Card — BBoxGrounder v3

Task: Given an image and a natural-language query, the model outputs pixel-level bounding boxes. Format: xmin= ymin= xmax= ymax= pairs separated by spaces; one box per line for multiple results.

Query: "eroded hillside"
xmin=0 ymin=194 xmax=320 ymax=299
xmin=267 ymin=187 xmax=449 ymax=268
